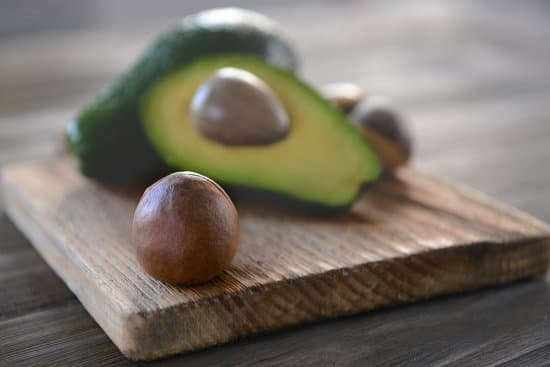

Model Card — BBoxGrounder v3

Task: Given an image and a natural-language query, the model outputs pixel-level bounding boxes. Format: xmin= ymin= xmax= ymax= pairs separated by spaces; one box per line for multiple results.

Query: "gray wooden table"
xmin=2 ymin=1 xmax=550 ymax=365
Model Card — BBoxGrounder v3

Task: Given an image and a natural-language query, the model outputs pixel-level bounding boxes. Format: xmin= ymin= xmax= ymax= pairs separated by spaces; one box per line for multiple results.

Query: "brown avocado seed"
xmin=132 ymin=171 xmax=239 ymax=285
xmin=190 ymin=67 xmax=290 ymax=146
xmin=349 ymin=96 xmax=413 ymax=170
xmin=320 ymin=82 xmax=364 ymax=114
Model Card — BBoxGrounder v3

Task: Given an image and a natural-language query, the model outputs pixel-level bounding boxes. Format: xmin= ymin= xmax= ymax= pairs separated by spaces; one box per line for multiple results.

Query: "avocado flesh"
xmin=68 ymin=8 xmax=298 ymax=183
xmin=142 ymin=56 xmax=382 ymax=207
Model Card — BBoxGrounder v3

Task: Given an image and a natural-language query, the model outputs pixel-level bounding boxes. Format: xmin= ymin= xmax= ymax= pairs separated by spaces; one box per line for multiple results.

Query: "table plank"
xmin=0 ymin=303 xmax=129 ymax=367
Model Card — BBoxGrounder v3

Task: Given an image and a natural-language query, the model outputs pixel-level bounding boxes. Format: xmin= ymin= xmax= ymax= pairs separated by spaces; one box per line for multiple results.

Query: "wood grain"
xmin=2 ymin=157 xmax=549 ymax=360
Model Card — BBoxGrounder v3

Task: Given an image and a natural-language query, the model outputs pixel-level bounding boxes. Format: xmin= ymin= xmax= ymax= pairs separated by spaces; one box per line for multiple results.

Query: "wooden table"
xmin=2 ymin=1 xmax=550 ymax=365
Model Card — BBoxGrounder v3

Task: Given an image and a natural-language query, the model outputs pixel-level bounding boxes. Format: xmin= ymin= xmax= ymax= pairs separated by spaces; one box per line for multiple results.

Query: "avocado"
xmin=67 ymin=8 xmax=298 ymax=182
xmin=142 ymin=56 xmax=382 ymax=208
xmin=349 ymin=96 xmax=412 ymax=171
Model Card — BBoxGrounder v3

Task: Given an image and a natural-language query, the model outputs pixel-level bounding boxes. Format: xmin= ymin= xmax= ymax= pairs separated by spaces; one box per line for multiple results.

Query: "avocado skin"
xmin=68 ymin=10 xmax=298 ymax=183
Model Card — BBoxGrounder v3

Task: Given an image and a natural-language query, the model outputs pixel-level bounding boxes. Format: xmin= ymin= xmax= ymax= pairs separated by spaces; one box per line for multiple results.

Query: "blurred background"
xmin=1 ymin=0 xmax=549 ymax=218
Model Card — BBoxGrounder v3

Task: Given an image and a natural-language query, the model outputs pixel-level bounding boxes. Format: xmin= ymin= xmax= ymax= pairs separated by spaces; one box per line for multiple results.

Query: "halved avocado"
xmin=142 ymin=56 xmax=382 ymax=208
xmin=67 ymin=8 xmax=298 ymax=183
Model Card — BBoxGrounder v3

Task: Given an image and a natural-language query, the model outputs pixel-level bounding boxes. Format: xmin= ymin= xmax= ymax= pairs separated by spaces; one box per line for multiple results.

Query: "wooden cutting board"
xmin=2 ymin=157 xmax=549 ymax=361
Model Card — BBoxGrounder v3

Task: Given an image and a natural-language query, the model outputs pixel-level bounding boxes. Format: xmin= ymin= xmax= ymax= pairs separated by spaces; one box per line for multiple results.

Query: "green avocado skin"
xmin=68 ymin=11 xmax=298 ymax=183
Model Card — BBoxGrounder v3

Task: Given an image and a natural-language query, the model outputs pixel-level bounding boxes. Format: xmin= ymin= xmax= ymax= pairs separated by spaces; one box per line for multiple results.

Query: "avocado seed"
xmin=190 ymin=67 xmax=290 ymax=146
xmin=350 ymin=96 xmax=413 ymax=170
xmin=132 ymin=171 xmax=239 ymax=285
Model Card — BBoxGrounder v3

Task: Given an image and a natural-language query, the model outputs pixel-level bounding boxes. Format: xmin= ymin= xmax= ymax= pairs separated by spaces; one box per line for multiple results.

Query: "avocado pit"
xmin=350 ymin=96 xmax=412 ymax=170
xmin=190 ymin=67 xmax=290 ymax=146
xmin=132 ymin=171 xmax=240 ymax=285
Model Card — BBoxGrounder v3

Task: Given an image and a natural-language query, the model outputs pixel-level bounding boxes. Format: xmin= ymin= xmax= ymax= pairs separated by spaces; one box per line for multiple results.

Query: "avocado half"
xmin=67 ymin=8 xmax=298 ymax=182
xmin=142 ymin=56 xmax=382 ymax=208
